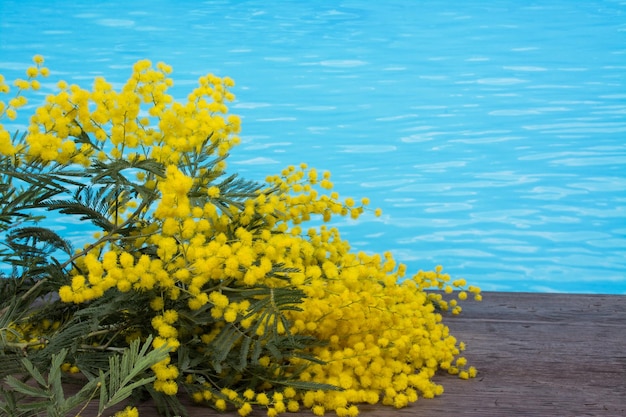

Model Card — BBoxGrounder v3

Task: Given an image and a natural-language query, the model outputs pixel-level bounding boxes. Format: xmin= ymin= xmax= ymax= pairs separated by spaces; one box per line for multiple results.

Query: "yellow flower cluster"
xmin=287 ymin=261 xmax=479 ymax=412
xmin=3 ymin=57 xmax=239 ymax=170
xmin=0 ymin=55 xmax=49 ymax=156
xmin=3 ymin=318 xmax=60 ymax=351
xmin=2 ymin=57 xmax=480 ymax=417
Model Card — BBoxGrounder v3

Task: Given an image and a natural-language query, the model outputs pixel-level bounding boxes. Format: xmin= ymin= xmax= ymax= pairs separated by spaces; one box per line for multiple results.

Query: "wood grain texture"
xmin=66 ymin=292 xmax=626 ymax=416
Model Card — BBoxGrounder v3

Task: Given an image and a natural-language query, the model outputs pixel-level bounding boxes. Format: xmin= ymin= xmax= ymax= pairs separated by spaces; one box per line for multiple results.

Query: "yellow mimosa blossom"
xmin=1 ymin=57 xmax=480 ymax=417
xmin=114 ymin=406 xmax=139 ymax=417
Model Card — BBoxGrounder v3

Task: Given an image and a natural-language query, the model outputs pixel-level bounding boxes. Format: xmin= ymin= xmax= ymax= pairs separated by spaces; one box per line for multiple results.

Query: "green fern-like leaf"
xmin=42 ymin=198 xmax=115 ymax=233
xmin=199 ymin=174 xmax=265 ymax=216
xmin=97 ymin=335 xmax=170 ymax=415
xmin=7 ymin=226 xmax=74 ymax=257
xmin=89 ymin=156 xmax=165 ymax=186
xmin=1 ymin=336 xmax=170 ymax=417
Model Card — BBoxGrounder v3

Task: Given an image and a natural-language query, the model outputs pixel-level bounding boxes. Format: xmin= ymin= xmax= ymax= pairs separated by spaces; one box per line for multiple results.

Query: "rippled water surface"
xmin=1 ymin=0 xmax=625 ymax=293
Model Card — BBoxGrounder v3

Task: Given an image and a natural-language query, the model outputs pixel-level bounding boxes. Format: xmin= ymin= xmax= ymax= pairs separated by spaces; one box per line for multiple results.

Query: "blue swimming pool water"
xmin=1 ymin=1 xmax=625 ymax=293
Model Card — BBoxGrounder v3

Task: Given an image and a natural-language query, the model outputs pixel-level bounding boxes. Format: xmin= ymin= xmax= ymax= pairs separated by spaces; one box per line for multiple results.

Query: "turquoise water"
xmin=1 ymin=1 xmax=625 ymax=293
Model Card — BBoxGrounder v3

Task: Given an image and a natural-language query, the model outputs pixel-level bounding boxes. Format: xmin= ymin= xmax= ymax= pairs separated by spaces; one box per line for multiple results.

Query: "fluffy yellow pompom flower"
xmin=207 ymin=185 xmax=220 ymax=198
xmin=0 ymin=130 xmax=16 ymax=156
xmin=114 ymin=406 xmax=139 ymax=417
xmin=209 ymin=291 xmax=229 ymax=308
xmin=256 ymin=393 xmax=270 ymax=406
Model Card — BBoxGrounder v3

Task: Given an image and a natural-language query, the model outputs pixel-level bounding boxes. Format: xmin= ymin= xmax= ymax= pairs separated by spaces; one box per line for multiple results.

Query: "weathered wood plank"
xmin=410 ymin=292 xmax=626 ymax=417
xmin=55 ymin=292 xmax=626 ymax=416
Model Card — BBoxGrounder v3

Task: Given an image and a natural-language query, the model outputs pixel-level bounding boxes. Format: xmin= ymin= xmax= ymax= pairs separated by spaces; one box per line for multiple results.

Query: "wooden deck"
xmin=80 ymin=292 xmax=626 ymax=416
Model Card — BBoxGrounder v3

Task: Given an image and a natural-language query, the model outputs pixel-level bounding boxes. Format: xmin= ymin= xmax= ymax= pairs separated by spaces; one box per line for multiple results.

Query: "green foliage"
xmin=0 ymin=336 xmax=169 ymax=417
